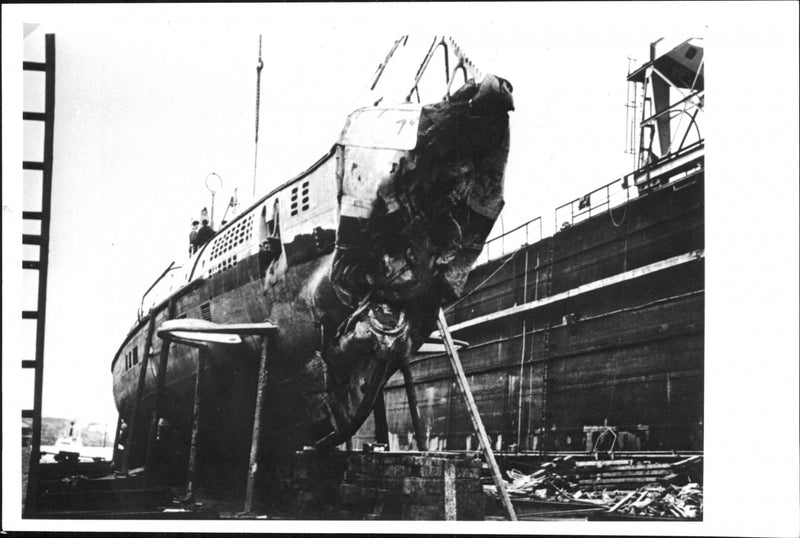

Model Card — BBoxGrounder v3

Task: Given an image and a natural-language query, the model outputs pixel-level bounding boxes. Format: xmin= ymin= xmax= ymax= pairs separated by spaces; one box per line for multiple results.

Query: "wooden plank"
xmin=243 ymin=334 xmax=270 ymax=514
xmin=437 ymin=309 xmax=517 ymax=521
xmin=185 ymin=346 xmax=207 ymax=500
xmin=575 ymin=477 xmax=664 ymax=486
xmin=608 ymin=490 xmax=637 ymax=512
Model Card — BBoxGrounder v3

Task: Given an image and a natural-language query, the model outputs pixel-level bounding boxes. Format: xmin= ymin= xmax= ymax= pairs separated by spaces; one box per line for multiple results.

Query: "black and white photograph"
xmin=3 ymin=2 xmax=798 ymax=535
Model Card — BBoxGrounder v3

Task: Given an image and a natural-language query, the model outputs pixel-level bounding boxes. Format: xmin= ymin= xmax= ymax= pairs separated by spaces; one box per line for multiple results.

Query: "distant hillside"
xmin=41 ymin=417 xmax=112 ymax=447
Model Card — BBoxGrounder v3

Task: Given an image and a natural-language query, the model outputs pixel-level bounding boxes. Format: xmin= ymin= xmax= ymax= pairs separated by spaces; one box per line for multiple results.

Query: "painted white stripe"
xmin=340 ymin=195 xmax=372 ymax=218
xmin=442 ymin=249 xmax=704 ymax=334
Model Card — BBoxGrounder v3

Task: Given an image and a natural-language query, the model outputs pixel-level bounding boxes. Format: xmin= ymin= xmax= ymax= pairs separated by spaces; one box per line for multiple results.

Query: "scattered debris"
xmin=484 ymin=455 xmax=703 ymax=519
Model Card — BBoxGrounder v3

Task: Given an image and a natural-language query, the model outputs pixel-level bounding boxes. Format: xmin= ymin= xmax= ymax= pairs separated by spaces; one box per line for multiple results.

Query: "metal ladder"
xmin=22 ymin=33 xmax=56 ymax=517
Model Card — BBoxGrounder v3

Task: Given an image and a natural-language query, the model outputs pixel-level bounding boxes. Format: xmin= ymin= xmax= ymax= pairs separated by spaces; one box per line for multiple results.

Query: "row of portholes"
xmin=208 ymin=253 xmax=238 ymax=278
xmin=210 ymin=215 xmax=254 ymax=261
xmin=124 ymin=345 xmax=139 ymax=371
xmin=290 ymin=181 xmax=310 ymax=217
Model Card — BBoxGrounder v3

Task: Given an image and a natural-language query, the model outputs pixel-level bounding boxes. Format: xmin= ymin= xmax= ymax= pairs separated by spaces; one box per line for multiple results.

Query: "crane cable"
xmin=252 ymin=35 xmax=264 ymax=198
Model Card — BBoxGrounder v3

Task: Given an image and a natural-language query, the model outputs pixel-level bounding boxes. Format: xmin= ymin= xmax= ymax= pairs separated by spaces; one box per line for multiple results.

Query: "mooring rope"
xmin=444 ymin=248 xmax=523 ymax=313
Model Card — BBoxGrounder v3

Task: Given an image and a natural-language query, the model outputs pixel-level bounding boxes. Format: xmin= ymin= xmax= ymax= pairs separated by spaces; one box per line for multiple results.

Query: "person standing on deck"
xmin=188 ymin=220 xmax=199 ymax=255
xmin=196 ymin=218 xmax=215 ymax=248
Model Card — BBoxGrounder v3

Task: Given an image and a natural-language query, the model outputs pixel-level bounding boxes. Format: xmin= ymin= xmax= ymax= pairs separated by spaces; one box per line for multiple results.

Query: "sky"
xmin=3 ymin=3 xmax=799 ymax=535
xmin=10 ymin=4 xmax=711 ymax=428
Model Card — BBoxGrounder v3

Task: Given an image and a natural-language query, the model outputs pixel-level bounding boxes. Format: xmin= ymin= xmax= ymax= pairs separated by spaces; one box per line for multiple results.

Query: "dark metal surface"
xmin=400 ymin=361 xmax=427 ymax=451
xmin=121 ymin=313 xmax=157 ymax=475
xmin=377 ymin=176 xmax=704 ymax=454
xmin=144 ymin=298 xmax=176 ymax=484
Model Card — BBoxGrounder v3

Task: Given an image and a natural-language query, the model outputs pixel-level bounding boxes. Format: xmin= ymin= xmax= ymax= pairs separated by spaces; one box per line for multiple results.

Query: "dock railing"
xmin=554 ymin=175 xmax=636 ymax=232
xmin=477 ymin=174 xmax=641 ymax=266
xmin=478 ymin=216 xmax=543 ymax=265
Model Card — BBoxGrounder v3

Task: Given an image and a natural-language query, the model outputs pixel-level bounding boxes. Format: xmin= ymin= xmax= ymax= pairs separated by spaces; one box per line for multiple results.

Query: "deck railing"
xmin=554 ymin=174 xmax=636 ymax=231
xmin=477 ymin=174 xmax=641 ymax=266
xmin=478 ymin=216 xmax=543 ymax=265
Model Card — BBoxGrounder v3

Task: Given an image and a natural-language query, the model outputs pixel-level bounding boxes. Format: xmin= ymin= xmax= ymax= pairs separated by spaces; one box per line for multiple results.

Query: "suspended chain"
xmin=445 ymin=36 xmax=483 ymax=81
xmin=407 ymin=36 xmax=484 ymax=103
xmin=252 ymin=35 xmax=264 ymax=198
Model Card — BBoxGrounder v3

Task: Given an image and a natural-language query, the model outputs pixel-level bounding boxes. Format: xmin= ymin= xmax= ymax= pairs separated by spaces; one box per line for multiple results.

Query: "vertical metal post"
xmin=436 ymin=309 xmax=517 ymax=521
xmin=373 ymin=391 xmax=390 ymax=445
xmin=185 ymin=346 xmax=207 ymax=500
xmin=515 ymin=319 xmax=527 ymax=449
xmin=516 ymin=250 xmax=530 ymax=449
xmin=121 ymin=311 xmax=157 ymax=475
xmin=400 ymin=361 xmax=427 ymax=451
xmin=243 ymin=334 xmax=270 ymax=514
xmin=145 ymin=299 xmax=175 ymax=485
xmin=540 ymin=322 xmax=551 ymax=456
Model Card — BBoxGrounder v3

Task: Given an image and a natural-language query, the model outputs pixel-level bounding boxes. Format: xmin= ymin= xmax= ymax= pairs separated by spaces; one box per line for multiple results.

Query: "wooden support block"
xmin=456 ymin=495 xmax=486 ymax=521
xmin=444 ymin=461 xmax=457 ymax=521
xmin=381 ymin=464 xmax=407 ymax=478
xmin=403 ymin=477 xmax=447 ymax=497
xmin=403 ymin=504 xmax=443 ymax=521
xmin=456 ymin=467 xmax=481 ymax=479
xmin=416 ymin=465 xmax=444 ymax=478
xmin=339 ymin=483 xmax=362 ymax=506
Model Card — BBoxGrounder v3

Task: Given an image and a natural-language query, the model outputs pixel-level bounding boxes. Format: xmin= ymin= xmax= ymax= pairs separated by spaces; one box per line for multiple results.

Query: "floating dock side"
xmin=359 ymin=171 xmax=703 ymax=454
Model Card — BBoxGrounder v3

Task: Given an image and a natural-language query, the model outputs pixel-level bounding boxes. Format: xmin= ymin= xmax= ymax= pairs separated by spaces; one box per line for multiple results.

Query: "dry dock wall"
xmin=356 ymin=176 xmax=704 ymax=453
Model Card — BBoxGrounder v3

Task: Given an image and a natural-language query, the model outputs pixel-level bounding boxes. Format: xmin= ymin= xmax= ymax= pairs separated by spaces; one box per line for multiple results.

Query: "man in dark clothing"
xmin=196 ymin=219 xmax=215 ymax=248
xmin=189 ymin=220 xmax=199 ymax=255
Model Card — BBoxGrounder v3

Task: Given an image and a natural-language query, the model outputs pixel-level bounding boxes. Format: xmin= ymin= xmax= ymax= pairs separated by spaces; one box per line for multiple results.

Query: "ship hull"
xmin=111 ymin=70 xmax=515 ymax=487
